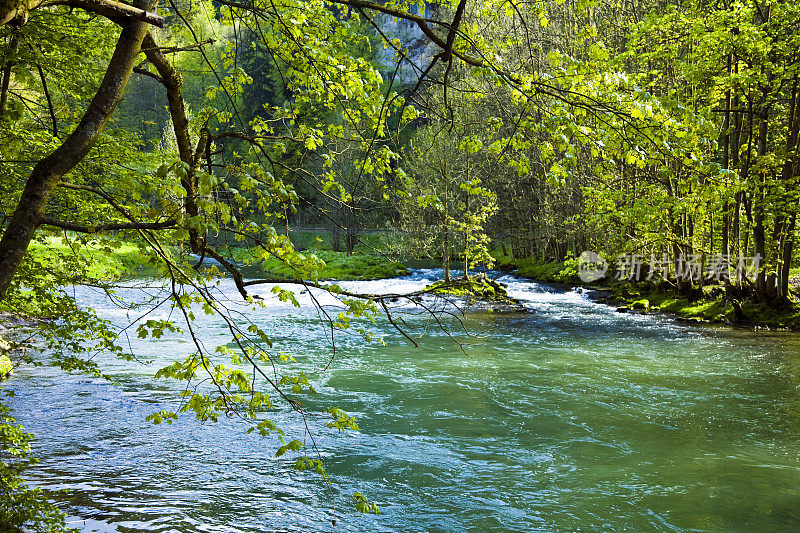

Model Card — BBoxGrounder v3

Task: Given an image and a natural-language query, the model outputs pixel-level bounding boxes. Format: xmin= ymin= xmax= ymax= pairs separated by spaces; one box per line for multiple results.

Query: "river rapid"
xmin=6 ymin=270 xmax=800 ymax=532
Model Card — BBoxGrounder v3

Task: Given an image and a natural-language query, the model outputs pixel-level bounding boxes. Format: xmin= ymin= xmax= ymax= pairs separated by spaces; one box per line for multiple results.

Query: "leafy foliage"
xmin=0 ymin=399 xmax=72 ymax=532
xmin=2 ymin=0 xmax=800 ymax=522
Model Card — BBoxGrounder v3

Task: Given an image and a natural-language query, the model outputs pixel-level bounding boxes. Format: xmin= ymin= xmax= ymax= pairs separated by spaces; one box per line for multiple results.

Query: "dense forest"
xmin=0 ymin=0 xmax=799 ymax=527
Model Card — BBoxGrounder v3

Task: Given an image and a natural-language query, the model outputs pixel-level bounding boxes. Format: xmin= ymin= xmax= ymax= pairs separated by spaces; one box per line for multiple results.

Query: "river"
xmin=6 ymin=270 xmax=800 ymax=532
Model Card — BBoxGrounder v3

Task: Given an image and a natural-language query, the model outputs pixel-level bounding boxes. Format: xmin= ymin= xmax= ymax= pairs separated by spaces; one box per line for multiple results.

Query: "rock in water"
xmin=425 ymin=277 xmax=528 ymax=313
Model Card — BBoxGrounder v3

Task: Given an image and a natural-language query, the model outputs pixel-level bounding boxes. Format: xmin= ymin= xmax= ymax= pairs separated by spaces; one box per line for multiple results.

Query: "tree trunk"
xmin=753 ymin=210 xmax=766 ymax=297
xmin=443 ymin=225 xmax=450 ymax=283
xmin=332 ymin=223 xmax=341 ymax=252
xmin=731 ymin=61 xmax=742 ymax=269
xmin=0 ymin=4 xmax=155 ymax=300
xmin=0 ymin=33 xmax=19 ymax=122
xmin=754 ymin=102 xmax=770 ymax=301
xmin=141 ymin=32 xmax=202 ymax=250
xmin=720 ymin=53 xmax=731 ymax=257
xmin=776 ymin=214 xmax=796 ymax=301
xmin=463 ymin=187 xmax=470 ymax=279
xmin=775 ymin=76 xmax=800 ymax=301
xmin=345 ymin=206 xmax=356 ymax=256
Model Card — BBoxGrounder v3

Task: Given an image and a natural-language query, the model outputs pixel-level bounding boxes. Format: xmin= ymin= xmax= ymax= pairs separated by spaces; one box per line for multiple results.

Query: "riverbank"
xmin=228 ymin=247 xmax=409 ymax=281
xmin=21 ymin=235 xmax=409 ymax=283
xmin=591 ymin=285 xmax=800 ymax=330
xmin=495 ymin=254 xmax=800 ymax=330
xmin=29 ymin=236 xmax=163 ymax=281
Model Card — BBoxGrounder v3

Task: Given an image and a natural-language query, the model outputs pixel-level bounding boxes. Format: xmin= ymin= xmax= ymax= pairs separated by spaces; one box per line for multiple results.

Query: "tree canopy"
xmin=1 ymin=0 xmax=799 ymax=526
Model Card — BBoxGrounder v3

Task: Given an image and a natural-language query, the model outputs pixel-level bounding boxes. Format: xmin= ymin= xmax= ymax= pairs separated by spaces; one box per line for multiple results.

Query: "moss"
xmin=311 ymin=251 xmax=410 ymax=280
xmin=427 ymin=277 xmax=521 ymax=305
xmin=649 ymin=294 xmax=727 ymax=320
xmin=0 ymin=354 xmax=11 ymax=379
xmin=601 ymin=283 xmax=800 ymax=329
xmin=0 ymin=334 xmax=11 ymax=379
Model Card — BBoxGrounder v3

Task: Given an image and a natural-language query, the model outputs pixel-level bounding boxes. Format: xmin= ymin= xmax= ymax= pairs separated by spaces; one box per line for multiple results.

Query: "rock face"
xmin=426 ymin=277 xmax=528 ymax=313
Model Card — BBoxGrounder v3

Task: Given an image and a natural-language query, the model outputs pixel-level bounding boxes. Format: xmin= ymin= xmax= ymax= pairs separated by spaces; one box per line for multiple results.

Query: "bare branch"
xmin=39 ymin=217 xmax=176 ymax=232
xmin=34 ymin=62 xmax=57 ymax=136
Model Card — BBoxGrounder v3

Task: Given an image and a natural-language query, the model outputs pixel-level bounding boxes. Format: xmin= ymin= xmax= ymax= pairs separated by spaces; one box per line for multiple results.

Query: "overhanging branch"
xmin=45 ymin=0 xmax=164 ymax=27
xmin=40 ymin=217 xmax=176 ymax=232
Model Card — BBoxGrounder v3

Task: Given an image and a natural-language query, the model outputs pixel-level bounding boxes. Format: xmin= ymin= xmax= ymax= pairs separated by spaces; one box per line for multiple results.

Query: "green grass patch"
xmin=230 ymin=247 xmax=409 ymax=281
xmin=0 ymin=335 xmax=11 ymax=378
xmin=28 ymin=236 xmax=165 ymax=281
xmin=492 ymin=254 xmax=580 ymax=284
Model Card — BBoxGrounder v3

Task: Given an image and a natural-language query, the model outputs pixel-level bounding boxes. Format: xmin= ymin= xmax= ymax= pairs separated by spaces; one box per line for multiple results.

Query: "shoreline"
xmin=504 ymin=271 xmax=800 ymax=331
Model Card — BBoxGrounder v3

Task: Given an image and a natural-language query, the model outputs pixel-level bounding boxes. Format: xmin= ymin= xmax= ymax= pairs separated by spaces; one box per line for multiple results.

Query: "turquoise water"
xmin=6 ymin=271 xmax=800 ymax=531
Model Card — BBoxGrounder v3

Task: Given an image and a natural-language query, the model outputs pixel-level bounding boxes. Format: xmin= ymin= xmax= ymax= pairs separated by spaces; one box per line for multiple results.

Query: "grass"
xmin=28 ymin=236 xmax=165 ymax=281
xmin=229 ymin=247 xmax=409 ymax=281
xmin=492 ymin=253 xmax=580 ymax=284
xmin=0 ymin=354 xmax=11 ymax=378
xmin=0 ymin=335 xmax=10 ymax=378
xmin=24 ymin=232 xmax=408 ymax=285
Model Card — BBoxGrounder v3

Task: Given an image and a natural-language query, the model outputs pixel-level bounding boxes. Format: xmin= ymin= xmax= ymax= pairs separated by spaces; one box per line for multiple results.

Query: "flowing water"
xmin=6 ymin=270 xmax=800 ymax=532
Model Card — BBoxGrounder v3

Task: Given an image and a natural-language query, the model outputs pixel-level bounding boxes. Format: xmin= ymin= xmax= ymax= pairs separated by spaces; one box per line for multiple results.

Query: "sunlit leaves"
xmin=0 ymin=402 xmax=71 ymax=529
xmin=353 ymin=492 xmax=379 ymax=514
xmin=275 ymin=439 xmax=303 ymax=457
xmin=325 ymin=407 xmax=359 ymax=432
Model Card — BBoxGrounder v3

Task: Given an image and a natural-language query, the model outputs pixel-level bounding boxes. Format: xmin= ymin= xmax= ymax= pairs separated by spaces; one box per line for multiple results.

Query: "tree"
xmin=585 ymin=0 xmax=800 ymax=302
xmin=0 ymin=0 xmax=548 ymax=517
xmin=398 ymin=99 xmax=497 ymax=280
xmin=5 ymin=0 xmax=788 ymax=523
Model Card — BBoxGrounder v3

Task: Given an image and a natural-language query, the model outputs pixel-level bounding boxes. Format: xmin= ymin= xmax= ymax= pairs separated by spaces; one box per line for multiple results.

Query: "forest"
xmin=1 ymin=0 xmax=799 ymax=529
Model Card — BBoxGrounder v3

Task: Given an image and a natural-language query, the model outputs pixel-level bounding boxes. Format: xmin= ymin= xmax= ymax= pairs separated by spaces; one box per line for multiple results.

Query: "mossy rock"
xmin=0 ymin=332 xmax=11 ymax=378
xmin=0 ymin=354 xmax=11 ymax=379
xmin=617 ymin=287 xmax=641 ymax=299
xmin=427 ymin=277 xmax=523 ymax=307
